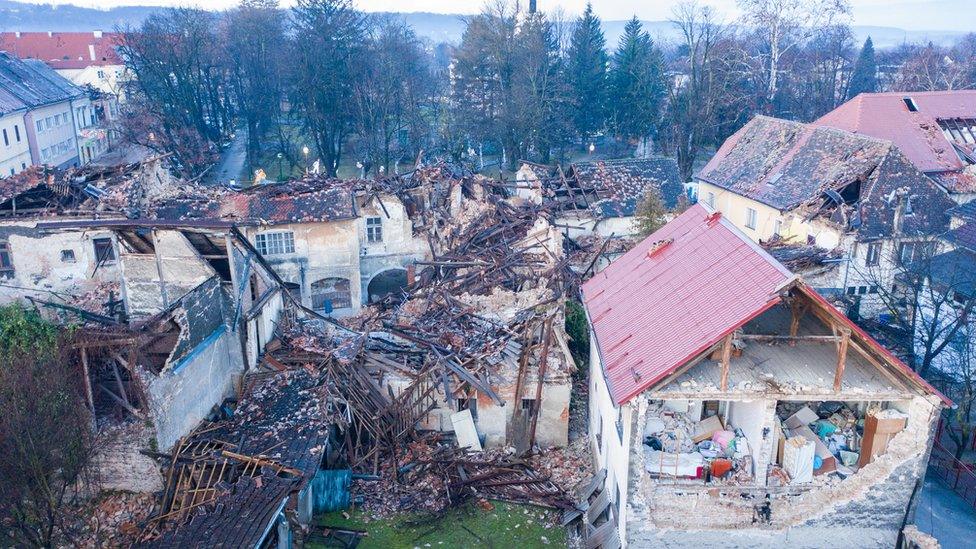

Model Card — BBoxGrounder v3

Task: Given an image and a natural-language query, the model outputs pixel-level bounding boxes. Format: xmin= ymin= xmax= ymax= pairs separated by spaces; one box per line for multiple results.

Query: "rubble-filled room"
xmin=642 ymin=398 xmax=911 ymax=489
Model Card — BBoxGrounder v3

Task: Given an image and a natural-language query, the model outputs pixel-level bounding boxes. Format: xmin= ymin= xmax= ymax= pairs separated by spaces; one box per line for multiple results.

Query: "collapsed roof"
xmin=816 ymin=91 xmax=976 ymax=182
xmin=565 ymin=157 xmax=684 ymax=216
xmin=698 ymin=116 xmax=955 ymax=240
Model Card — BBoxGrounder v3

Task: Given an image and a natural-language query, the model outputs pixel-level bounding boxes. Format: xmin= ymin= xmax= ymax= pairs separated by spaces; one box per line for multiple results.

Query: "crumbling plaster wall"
xmin=140 ymin=326 xmax=245 ymax=451
xmin=120 ymin=230 xmax=215 ymax=318
xmin=241 ymin=220 xmax=361 ymax=315
xmin=625 ymin=394 xmax=942 ymax=548
xmin=359 ymin=194 xmax=429 ymax=305
xmin=0 ymin=221 xmax=120 ymax=302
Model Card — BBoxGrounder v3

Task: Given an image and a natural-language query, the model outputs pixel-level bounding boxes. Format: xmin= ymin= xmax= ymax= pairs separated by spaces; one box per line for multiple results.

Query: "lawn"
xmin=311 ymin=501 xmax=566 ymax=549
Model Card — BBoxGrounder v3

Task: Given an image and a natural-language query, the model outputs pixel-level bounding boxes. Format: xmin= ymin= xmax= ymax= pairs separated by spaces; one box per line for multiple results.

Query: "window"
xmin=60 ymin=249 xmax=76 ymax=263
xmin=846 ymin=286 xmax=857 ymax=295
xmin=898 ymin=241 xmax=934 ymax=265
xmin=706 ymin=191 xmax=715 ymax=208
xmin=310 ymin=277 xmax=352 ymax=311
xmin=0 ymin=240 xmax=13 ymax=278
xmin=745 ymin=207 xmax=758 ymax=229
xmin=521 ymin=398 xmax=537 ymax=415
xmin=44 ymin=117 xmax=51 ymax=129
xmin=254 ymin=231 xmax=294 ymax=256
xmin=97 ymin=70 xmax=105 ymax=79
xmin=858 ymin=286 xmax=868 ymax=295
xmin=903 ymin=96 xmax=918 ymax=112
xmin=456 ymin=396 xmax=478 ymax=420
xmin=865 ymin=242 xmax=882 ymax=266
xmin=8 ymin=168 xmax=13 ymax=176
xmin=14 ymin=124 xmax=20 ymax=141
xmin=366 ymin=217 xmax=383 ymax=243
xmin=773 ymin=219 xmax=782 ymax=237
xmin=92 ymin=237 xmax=115 ymax=263
xmin=869 ymin=285 xmax=879 ymax=294
xmin=36 ymin=120 xmax=43 ymax=133
xmin=2 ymin=128 xmax=8 ymax=146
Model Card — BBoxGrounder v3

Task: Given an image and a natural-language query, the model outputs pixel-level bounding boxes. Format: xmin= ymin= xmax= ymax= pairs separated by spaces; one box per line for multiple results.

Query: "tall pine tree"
xmin=609 ymin=17 xmax=666 ymax=144
xmin=847 ymin=36 xmax=878 ymax=99
xmin=566 ymin=3 xmax=608 ymax=144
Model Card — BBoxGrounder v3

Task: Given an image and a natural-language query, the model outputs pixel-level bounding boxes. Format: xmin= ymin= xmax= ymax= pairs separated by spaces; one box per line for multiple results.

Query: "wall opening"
xmin=367 ymin=268 xmax=408 ymax=303
xmin=311 ymin=277 xmax=352 ymax=312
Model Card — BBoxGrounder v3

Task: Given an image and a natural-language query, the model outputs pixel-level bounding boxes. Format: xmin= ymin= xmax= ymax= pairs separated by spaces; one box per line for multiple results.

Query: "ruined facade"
xmin=583 ymin=205 xmax=948 ymax=547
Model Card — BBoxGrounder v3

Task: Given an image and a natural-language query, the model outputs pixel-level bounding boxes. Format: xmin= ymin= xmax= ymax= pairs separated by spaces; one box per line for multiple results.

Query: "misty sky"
xmin=19 ymin=0 xmax=976 ymax=31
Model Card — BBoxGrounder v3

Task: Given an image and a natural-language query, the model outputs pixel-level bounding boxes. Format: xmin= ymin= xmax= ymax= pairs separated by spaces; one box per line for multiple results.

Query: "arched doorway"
xmin=367 ymin=268 xmax=408 ymax=303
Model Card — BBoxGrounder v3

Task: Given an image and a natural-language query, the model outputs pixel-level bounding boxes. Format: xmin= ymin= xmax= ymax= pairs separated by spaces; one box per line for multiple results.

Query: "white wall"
xmin=25 ymin=101 xmax=79 ymax=168
xmin=588 ymin=328 xmax=633 ymax=545
xmin=0 ymin=111 xmax=31 ymax=177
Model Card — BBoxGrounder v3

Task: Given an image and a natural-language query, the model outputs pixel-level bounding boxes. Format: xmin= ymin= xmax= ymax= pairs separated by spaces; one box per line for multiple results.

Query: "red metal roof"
xmin=581 ymin=204 xmax=794 ymax=405
xmin=0 ymin=32 xmax=123 ymax=69
xmin=816 ymin=91 xmax=976 ymax=174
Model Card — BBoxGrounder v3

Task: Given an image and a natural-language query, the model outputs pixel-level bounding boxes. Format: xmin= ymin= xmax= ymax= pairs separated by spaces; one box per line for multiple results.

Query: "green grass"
xmin=311 ymin=501 xmax=565 ymax=549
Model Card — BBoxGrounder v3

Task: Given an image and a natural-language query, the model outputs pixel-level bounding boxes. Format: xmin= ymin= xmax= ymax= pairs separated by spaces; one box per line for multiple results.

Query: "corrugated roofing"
xmin=581 ymin=204 xmax=794 ymax=405
xmin=816 ymin=91 xmax=976 ymax=174
xmin=0 ymin=51 xmax=85 ymax=108
xmin=0 ymin=32 xmax=123 ymax=69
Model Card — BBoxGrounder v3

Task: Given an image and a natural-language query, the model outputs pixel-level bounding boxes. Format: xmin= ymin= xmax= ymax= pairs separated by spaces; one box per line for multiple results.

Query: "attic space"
xmin=641 ymin=398 xmax=910 ymax=488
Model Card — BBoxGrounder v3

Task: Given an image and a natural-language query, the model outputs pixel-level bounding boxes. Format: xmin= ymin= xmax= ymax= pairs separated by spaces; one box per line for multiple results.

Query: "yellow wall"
xmin=697 ymin=181 xmax=842 ymax=248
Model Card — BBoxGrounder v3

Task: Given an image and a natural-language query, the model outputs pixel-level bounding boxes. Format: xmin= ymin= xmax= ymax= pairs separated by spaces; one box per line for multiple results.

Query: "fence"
xmin=929 ymin=420 xmax=976 ymax=509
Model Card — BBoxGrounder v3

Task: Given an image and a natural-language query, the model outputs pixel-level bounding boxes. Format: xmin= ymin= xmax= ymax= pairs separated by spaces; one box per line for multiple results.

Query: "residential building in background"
xmin=817 ymin=91 xmax=976 ymax=205
xmin=0 ymin=88 xmax=30 ymax=177
xmin=0 ymin=52 xmax=112 ymax=170
xmin=0 ymin=31 xmax=127 ymax=98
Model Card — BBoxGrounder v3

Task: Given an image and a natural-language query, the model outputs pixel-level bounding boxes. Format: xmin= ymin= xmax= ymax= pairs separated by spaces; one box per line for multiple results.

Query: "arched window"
xmin=310 ymin=278 xmax=351 ymax=311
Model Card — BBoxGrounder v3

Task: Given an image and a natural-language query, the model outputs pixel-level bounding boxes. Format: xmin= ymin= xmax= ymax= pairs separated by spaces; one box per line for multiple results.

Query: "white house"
xmin=0 ymin=89 xmax=30 ymax=177
xmin=582 ymin=204 xmax=948 ymax=547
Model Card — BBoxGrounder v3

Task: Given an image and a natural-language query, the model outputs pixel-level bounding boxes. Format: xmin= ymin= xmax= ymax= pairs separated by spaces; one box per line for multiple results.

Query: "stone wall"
xmin=90 ymin=420 xmax=164 ymax=493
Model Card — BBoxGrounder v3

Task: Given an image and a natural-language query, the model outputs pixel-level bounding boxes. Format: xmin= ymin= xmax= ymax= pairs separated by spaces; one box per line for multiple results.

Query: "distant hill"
xmin=0 ymin=1 xmax=966 ymax=49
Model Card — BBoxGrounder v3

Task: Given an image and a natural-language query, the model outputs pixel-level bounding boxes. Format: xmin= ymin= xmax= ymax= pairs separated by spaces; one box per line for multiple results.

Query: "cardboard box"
xmin=785 ymin=406 xmax=819 ymax=429
xmin=692 ymin=415 xmax=724 ymax=443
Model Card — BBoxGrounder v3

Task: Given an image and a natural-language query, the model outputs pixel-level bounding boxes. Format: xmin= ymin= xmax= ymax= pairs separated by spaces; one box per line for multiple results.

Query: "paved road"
xmin=210 ymin=129 xmax=247 ymax=186
xmin=915 ymin=472 xmax=976 ymax=549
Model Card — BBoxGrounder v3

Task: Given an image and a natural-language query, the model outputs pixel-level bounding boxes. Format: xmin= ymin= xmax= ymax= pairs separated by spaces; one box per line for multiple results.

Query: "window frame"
xmin=865 ymin=242 xmax=882 ymax=267
xmin=92 ymin=237 xmax=116 ymax=264
xmin=0 ymin=240 xmax=14 ymax=278
xmin=254 ymin=231 xmax=295 ymax=256
xmin=366 ymin=216 xmax=383 ymax=243
xmin=745 ymin=207 xmax=758 ymax=230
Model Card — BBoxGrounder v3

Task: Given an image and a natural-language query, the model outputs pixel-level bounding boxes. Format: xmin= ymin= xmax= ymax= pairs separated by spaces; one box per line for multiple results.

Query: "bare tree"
xmin=736 ymin=0 xmax=851 ymax=109
xmin=930 ymin=323 xmax=976 ymax=460
xmin=892 ymin=37 xmax=976 ymax=92
xmin=854 ymin=238 xmax=976 ymax=378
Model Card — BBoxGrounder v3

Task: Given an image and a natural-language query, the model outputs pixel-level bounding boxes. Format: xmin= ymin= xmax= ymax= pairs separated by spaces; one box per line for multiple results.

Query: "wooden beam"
xmin=789 ymin=297 xmax=807 ymax=345
xmin=98 ymin=384 xmax=145 ymax=419
xmin=80 ymin=347 xmax=95 ymax=414
xmin=739 ymin=334 xmax=841 ymax=343
xmin=719 ymin=333 xmax=733 ymax=391
xmin=834 ymin=329 xmax=851 ymax=392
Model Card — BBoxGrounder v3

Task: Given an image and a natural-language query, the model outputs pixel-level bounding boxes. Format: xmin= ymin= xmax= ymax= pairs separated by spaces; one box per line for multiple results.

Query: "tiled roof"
xmin=0 ymin=51 xmax=85 ymax=108
xmin=947 ymin=222 xmax=976 ymax=253
xmin=154 ymin=180 xmax=358 ymax=226
xmin=699 ymin=115 xmax=954 ymax=240
xmin=816 ymin=91 xmax=976 ymax=174
xmin=0 ymin=167 xmax=47 ymax=204
xmin=950 ymin=199 xmax=976 ymax=223
xmin=570 ymin=157 xmax=683 ymax=216
xmin=0 ymin=32 xmax=123 ymax=69
xmin=581 ymin=205 xmax=795 ymax=405
xmin=928 ymin=170 xmax=976 ymax=194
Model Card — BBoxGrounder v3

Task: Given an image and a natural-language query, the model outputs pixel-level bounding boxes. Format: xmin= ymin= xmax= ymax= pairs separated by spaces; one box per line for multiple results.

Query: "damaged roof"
xmin=947 ymin=222 xmax=976 ymax=253
xmin=584 ymin=204 xmax=950 ymax=406
xmin=928 ymin=248 xmax=976 ymax=298
xmin=0 ymin=51 xmax=85 ymax=108
xmin=568 ymin=157 xmax=683 ymax=216
xmin=816 ymin=91 xmax=976 ymax=176
xmin=582 ymin=205 xmax=795 ymax=405
xmin=698 ymin=115 xmax=954 ymax=240
xmin=154 ymin=179 xmax=358 ymax=226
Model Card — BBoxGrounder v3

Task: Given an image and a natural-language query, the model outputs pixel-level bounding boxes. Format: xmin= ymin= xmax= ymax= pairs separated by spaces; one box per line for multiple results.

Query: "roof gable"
xmin=581 ymin=204 xmax=794 ymax=405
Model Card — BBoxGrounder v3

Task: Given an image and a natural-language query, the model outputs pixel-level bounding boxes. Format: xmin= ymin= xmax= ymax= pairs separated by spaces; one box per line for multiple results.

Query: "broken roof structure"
xmin=698 ymin=115 xmax=955 ymax=240
xmin=582 ymin=204 xmax=947 ymax=406
xmin=565 ymin=157 xmax=684 ymax=216
xmin=816 ymin=91 xmax=976 ymax=195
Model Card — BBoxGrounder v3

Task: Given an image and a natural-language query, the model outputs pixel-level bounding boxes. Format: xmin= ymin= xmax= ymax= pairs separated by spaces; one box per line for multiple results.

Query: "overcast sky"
xmin=19 ymin=1 xmax=976 ymax=31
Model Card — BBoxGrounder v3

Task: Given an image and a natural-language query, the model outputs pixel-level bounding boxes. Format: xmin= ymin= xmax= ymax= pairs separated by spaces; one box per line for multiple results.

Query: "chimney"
xmin=88 ymin=44 xmax=96 ymax=61
xmin=529 ymin=0 xmax=537 ymax=14
xmin=14 ymin=31 xmax=20 ymax=38
xmin=93 ymin=30 xmax=103 ymax=39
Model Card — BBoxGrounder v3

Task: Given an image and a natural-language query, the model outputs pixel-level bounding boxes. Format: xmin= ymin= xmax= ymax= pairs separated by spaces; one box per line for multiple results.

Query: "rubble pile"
xmin=72 ymin=492 xmax=156 ymax=548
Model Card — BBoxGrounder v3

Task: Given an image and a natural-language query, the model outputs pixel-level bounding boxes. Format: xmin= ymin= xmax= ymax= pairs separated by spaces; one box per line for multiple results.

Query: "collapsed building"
xmin=516 ymin=157 xmax=685 ymax=239
xmin=15 ymin=161 xmax=585 ymax=545
xmin=582 ymin=204 xmax=949 ymax=548
xmin=696 ymin=115 xmax=956 ymax=318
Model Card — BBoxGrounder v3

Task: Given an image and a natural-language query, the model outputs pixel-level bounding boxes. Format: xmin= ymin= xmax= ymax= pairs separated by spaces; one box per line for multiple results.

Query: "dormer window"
xmin=903 ymin=97 xmax=918 ymax=112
